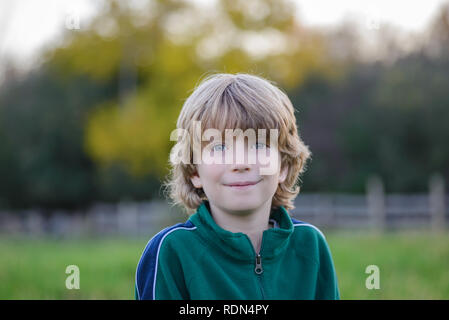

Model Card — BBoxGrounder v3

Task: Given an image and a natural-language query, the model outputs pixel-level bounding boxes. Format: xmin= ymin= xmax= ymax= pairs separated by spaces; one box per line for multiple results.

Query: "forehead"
xmin=196 ymin=86 xmax=280 ymax=134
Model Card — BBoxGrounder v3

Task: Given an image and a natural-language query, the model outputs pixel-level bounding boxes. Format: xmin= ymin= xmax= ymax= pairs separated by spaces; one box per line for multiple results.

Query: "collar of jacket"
xmin=188 ymin=200 xmax=295 ymax=262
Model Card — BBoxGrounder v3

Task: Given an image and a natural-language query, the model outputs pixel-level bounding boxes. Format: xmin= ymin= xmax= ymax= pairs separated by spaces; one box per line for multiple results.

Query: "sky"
xmin=295 ymin=0 xmax=446 ymax=31
xmin=0 ymin=0 xmax=448 ymax=72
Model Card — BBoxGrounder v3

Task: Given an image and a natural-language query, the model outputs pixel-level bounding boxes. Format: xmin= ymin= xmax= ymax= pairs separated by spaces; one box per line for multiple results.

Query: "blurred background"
xmin=0 ymin=0 xmax=448 ymax=299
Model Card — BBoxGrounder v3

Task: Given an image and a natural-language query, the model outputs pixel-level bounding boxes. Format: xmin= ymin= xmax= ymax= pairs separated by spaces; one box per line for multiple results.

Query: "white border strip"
xmin=293 ymin=223 xmax=326 ymax=240
xmin=152 ymin=226 xmax=196 ymax=299
xmin=269 ymin=218 xmax=279 ymax=228
xmin=135 ymin=225 xmax=196 ymax=300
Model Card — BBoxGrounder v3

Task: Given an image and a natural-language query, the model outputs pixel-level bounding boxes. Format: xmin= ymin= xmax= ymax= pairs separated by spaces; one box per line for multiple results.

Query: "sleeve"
xmin=315 ymin=234 xmax=340 ymax=300
xmin=135 ymin=232 xmax=190 ymax=300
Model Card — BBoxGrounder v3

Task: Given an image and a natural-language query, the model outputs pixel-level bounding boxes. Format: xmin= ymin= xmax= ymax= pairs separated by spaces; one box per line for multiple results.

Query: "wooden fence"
xmin=0 ymin=175 xmax=447 ymax=237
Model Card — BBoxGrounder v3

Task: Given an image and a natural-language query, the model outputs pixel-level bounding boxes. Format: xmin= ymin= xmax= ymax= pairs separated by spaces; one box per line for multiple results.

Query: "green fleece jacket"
xmin=135 ymin=200 xmax=340 ymax=300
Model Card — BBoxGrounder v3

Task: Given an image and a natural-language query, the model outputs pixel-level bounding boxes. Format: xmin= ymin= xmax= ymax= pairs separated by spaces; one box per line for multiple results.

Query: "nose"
xmin=229 ymin=139 xmax=252 ymax=172
xmin=231 ymin=162 xmax=251 ymax=172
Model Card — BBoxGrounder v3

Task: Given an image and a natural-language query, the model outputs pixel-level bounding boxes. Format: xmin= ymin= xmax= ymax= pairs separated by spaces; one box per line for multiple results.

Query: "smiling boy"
xmin=135 ymin=73 xmax=340 ymax=300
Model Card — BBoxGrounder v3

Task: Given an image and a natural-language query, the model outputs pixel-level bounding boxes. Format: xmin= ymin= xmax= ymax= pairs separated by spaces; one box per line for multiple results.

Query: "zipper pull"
xmin=255 ymin=253 xmax=263 ymax=274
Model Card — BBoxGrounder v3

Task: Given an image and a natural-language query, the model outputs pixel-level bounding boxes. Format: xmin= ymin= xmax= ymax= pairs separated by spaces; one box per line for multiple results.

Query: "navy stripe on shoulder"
xmin=291 ymin=217 xmax=326 ymax=240
xmin=135 ymin=220 xmax=196 ymax=300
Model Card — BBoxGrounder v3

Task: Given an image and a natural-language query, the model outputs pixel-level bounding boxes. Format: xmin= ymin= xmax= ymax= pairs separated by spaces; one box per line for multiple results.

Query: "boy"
xmin=135 ymin=73 xmax=340 ymax=300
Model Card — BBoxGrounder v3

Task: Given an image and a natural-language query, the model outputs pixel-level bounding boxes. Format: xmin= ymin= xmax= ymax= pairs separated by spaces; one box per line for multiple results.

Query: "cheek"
xmin=255 ymin=149 xmax=281 ymax=169
xmin=254 ymin=173 xmax=280 ymax=197
xmin=199 ymin=164 xmax=225 ymax=187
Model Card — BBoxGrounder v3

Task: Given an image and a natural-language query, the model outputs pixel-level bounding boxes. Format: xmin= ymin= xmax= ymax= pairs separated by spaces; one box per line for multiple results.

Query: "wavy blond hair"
xmin=162 ymin=73 xmax=311 ymax=215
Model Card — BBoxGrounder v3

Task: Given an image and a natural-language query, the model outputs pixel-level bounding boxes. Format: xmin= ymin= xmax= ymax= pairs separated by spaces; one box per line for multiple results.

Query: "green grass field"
xmin=1 ymin=231 xmax=448 ymax=299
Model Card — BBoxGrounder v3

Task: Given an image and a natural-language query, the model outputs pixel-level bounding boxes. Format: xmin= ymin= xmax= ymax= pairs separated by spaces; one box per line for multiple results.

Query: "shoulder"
xmin=135 ymin=220 xmax=197 ymax=299
xmin=289 ymin=217 xmax=331 ymax=261
xmin=149 ymin=220 xmax=197 ymax=246
xmin=137 ymin=220 xmax=197 ymax=265
xmin=290 ymin=217 xmax=326 ymax=242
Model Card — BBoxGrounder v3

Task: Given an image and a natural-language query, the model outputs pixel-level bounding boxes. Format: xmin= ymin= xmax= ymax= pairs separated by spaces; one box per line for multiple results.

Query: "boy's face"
xmin=190 ymin=135 xmax=288 ymax=215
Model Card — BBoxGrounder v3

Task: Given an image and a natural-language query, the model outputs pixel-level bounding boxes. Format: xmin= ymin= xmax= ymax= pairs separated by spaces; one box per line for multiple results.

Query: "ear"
xmin=190 ymin=171 xmax=203 ymax=189
xmin=278 ymin=164 xmax=288 ymax=184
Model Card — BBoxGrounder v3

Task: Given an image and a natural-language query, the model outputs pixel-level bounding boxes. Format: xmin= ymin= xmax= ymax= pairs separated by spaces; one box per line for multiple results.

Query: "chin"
xmin=222 ymin=200 xmax=262 ymax=214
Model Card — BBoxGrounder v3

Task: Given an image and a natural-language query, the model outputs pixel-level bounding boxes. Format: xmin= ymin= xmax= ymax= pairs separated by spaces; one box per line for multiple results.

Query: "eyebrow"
xmin=200 ymin=135 xmax=272 ymax=149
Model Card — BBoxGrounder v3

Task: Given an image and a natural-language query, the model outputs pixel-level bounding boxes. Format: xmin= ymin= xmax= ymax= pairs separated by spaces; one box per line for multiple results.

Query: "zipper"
xmin=244 ymin=230 xmax=267 ymax=299
xmin=255 ymin=253 xmax=263 ymax=274
xmin=255 ymin=253 xmax=266 ymax=299
xmin=254 ymin=235 xmax=266 ymax=299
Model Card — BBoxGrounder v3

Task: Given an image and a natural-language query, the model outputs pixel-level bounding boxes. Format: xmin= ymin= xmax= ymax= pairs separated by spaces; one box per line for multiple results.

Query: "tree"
xmin=48 ymin=0 xmax=331 ymax=179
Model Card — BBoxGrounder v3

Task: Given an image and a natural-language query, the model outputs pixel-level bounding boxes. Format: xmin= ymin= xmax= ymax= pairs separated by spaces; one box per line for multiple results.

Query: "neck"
xmin=208 ymin=200 xmax=273 ymax=253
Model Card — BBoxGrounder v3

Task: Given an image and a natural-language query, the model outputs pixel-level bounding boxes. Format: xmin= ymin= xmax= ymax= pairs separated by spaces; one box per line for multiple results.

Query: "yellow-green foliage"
xmin=46 ymin=0 xmax=337 ymax=178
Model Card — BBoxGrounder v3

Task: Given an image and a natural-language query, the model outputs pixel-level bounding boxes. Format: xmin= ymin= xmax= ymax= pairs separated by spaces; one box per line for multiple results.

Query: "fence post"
xmin=429 ymin=173 xmax=446 ymax=232
xmin=117 ymin=200 xmax=139 ymax=236
xmin=366 ymin=175 xmax=386 ymax=232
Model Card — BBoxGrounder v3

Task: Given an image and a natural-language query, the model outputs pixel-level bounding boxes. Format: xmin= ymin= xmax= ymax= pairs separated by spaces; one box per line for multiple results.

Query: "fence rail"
xmin=0 ymin=175 xmax=447 ymax=237
xmin=0 ymin=194 xmax=447 ymax=237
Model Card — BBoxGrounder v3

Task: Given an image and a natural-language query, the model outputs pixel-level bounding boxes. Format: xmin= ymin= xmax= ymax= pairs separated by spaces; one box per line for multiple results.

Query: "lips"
xmin=224 ymin=180 xmax=261 ymax=187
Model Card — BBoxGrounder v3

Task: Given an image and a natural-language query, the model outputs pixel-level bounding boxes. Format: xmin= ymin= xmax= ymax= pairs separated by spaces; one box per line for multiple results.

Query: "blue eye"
xmin=213 ymin=144 xmax=226 ymax=152
xmin=252 ymin=143 xmax=267 ymax=150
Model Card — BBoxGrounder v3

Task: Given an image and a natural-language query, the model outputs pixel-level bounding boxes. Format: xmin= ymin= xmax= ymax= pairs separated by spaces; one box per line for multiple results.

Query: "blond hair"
xmin=162 ymin=73 xmax=311 ymax=215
